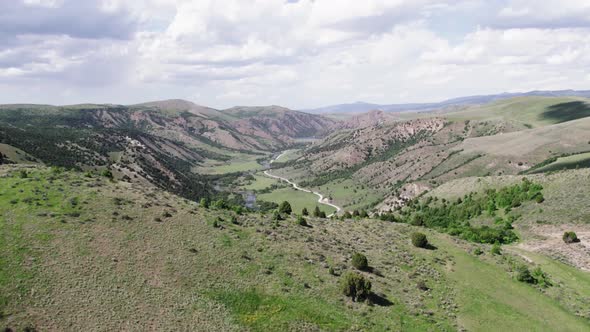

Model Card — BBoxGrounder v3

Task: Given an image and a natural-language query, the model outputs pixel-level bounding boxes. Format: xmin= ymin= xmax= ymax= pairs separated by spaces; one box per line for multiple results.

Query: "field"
xmin=194 ymin=153 xmax=266 ymax=174
xmin=257 ymin=186 xmax=336 ymax=216
xmin=239 ymin=173 xmax=280 ymax=191
xmin=311 ymin=178 xmax=385 ymax=211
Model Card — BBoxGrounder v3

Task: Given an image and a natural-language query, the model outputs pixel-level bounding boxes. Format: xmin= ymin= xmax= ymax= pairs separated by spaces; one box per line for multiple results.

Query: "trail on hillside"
xmin=263 ymin=151 xmax=342 ymax=217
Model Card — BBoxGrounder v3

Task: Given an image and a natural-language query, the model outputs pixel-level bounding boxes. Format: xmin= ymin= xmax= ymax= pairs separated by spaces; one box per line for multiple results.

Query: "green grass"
xmin=257 ymin=187 xmax=336 ymax=215
xmin=445 ymin=96 xmax=590 ymax=128
xmin=195 ymin=154 xmax=266 ymax=174
xmin=313 ymin=178 xmax=384 ymax=211
xmin=0 ymin=143 xmax=40 ymax=164
xmin=240 ymin=173 xmax=279 ymax=191
xmin=441 ymin=238 xmax=590 ymax=331
xmin=274 ymin=149 xmax=301 ymax=163
xmin=1 ymin=165 xmax=589 ymax=331
xmin=530 ymin=152 xmax=590 ymax=173
xmin=209 ymin=289 xmax=352 ymax=331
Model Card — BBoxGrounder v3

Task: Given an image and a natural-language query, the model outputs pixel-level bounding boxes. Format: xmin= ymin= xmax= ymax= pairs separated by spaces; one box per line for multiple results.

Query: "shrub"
xmin=279 ymin=201 xmax=292 ymax=215
xmin=302 ymin=207 xmax=309 ymax=216
xmin=313 ymin=206 xmax=321 ymax=217
xmin=19 ymin=169 xmax=28 ymax=178
xmin=272 ymin=211 xmax=283 ymax=221
xmin=411 ymin=232 xmax=428 ymax=248
xmin=319 ymin=211 xmax=327 ymax=218
xmin=491 ymin=242 xmax=502 ymax=255
xmin=410 ymin=214 xmax=424 ymax=226
xmin=535 ymin=194 xmax=545 ymax=203
xmin=212 ymin=199 xmax=227 ymax=210
xmin=296 ymin=215 xmax=308 ymax=226
xmin=101 ymin=169 xmax=113 ymax=179
xmin=328 ymin=267 xmax=336 ymax=276
xmin=417 ymin=280 xmax=429 ymax=291
xmin=473 ymin=247 xmax=483 ymax=255
xmin=531 ymin=267 xmax=551 ymax=287
xmin=563 ymin=231 xmax=579 ymax=244
xmin=340 ymin=272 xmax=371 ymax=302
xmin=351 ymin=252 xmax=368 ymax=270
xmin=343 ymin=211 xmax=352 ymax=219
xmin=199 ymin=198 xmax=210 ymax=208
xmin=516 ymin=265 xmax=534 ymax=283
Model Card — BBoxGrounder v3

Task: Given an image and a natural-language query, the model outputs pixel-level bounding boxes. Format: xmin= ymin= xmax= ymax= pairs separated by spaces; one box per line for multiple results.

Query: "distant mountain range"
xmin=304 ymin=89 xmax=590 ymax=114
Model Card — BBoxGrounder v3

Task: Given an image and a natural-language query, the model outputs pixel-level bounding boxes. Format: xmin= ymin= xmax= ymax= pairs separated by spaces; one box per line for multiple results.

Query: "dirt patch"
xmin=518 ymin=224 xmax=590 ymax=271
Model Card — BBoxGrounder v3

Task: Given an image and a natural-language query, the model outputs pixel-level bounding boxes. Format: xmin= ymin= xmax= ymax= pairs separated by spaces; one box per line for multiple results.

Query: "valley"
xmin=1 ymin=92 xmax=590 ymax=331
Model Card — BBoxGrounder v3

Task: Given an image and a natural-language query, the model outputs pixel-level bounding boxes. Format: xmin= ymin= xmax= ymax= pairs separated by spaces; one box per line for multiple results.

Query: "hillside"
xmin=1 ymin=165 xmax=589 ymax=331
xmin=305 ymin=90 xmax=590 ymax=114
xmin=271 ymin=96 xmax=590 ymax=212
xmin=0 ymin=101 xmax=337 ymax=202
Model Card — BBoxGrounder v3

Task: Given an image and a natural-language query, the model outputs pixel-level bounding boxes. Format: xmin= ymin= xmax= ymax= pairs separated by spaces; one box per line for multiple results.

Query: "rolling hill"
xmin=1 ymin=165 xmax=589 ymax=331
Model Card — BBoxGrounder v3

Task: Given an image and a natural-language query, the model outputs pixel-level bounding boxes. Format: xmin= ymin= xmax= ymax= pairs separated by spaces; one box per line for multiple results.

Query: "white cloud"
xmin=0 ymin=0 xmax=590 ymax=108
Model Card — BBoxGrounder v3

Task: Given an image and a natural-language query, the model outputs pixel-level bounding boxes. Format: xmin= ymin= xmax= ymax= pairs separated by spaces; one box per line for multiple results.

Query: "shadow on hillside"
xmin=424 ymin=243 xmax=437 ymax=250
xmin=368 ymin=292 xmax=393 ymax=307
xmin=541 ymin=101 xmax=590 ymax=123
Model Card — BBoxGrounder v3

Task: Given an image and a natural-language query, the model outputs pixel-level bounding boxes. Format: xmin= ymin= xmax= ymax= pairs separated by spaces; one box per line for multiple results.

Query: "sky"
xmin=1 ymin=0 xmax=590 ymax=109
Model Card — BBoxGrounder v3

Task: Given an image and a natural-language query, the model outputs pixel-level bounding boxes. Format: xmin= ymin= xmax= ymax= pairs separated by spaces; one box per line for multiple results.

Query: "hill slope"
xmin=1 ymin=165 xmax=588 ymax=331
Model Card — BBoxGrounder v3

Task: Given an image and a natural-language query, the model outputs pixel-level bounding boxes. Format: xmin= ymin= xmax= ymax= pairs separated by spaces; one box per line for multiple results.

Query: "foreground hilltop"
xmin=1 ymin=165 xmax=589 ymax=331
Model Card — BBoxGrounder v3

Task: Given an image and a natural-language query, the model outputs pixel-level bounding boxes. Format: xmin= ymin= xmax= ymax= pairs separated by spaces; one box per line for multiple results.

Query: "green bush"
xmin=313 ymin=206 xmax=321 ymax=217
xmin=302 ymin=207 xmax=309 ymax=216
xmin=351 ymin=252 xmax=368 ymax=270
xmin=272 ymin=211 xmax=283 ymax=221
xmin=562 ymin=231 xmax=579 ymax=244
xmin=19 ymin=169 xmax=28 ymax=178
xmin=473 ymin=247 xmax=483 ymax=255
xmin=531 ymin=267 xmax=552 ymax=287
xmin=296 ymin=215 xmax=308 ymax=226
xmin=199 ymin=198 xmax=210 ymax=208
xmin=101 ymin=169 xmax=113 ymax=179
xmin=491 ymin=242 xmax=502 ymax=255
xmin=340 ymin=272 xmax=371 ymax=302
xmin=516 ymin=265 xmax=534 ymax=283
xmin=212 ymin=199 xmax=227 ymax=210
xmin=411 ymin=232 xmax=428 ymax=248
xmin=279 ymin=201 xmax=292 ymax=215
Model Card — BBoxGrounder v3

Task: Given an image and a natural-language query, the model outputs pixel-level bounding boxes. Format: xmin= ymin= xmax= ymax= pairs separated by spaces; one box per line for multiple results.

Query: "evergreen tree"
xmin=279 ymin=201 xmax=292 ymax=215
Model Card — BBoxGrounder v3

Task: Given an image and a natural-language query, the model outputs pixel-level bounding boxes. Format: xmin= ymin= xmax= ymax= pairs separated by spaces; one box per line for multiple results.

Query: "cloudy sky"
xmin=1 ymin=0 xmax=590 ymax=109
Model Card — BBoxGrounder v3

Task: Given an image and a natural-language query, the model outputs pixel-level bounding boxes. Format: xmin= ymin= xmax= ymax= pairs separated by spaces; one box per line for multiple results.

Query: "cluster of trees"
xmin=391 ymin=178 xmax=544 ymax=244
xmin=341 ymin=209 xmax=369 ymax=220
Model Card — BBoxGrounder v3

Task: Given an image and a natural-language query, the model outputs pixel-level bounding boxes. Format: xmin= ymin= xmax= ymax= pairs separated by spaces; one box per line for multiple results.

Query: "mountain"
xmin=305 ymin=89 xmax=590 ymax=114
xmin=0 ymin=100 xmax=335 ymax=201
xmin=2 ymin=94 xmax=590 ymax=331
xmin=275 ymin=96 xmax=590 ymax=212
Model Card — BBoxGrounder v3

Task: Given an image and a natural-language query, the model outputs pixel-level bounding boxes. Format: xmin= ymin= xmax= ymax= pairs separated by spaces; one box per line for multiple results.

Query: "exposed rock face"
xmin=376 ymin=182 xmax=431 ymax=213
xmin=302 ymin=118 xmax=446 ymax=172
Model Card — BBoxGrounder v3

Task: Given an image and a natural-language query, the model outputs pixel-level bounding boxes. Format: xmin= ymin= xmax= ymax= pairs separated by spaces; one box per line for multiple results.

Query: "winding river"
xmin=263 ymin=151 xmax=342 ymax=217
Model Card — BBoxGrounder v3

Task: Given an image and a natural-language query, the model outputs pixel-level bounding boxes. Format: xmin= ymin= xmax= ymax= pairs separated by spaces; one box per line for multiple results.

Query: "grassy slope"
xmin=444 ymin=96 xmax=590 ymax=127
xmin=530 ymin=152 xmax=590 ymax=174
xmin=1 ymin=165 xmax=589 ymax=331
xmin=0 ymin=143 xmax=41 ymax=164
